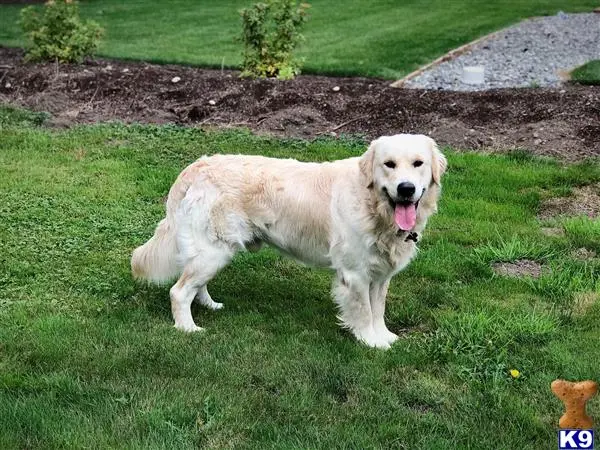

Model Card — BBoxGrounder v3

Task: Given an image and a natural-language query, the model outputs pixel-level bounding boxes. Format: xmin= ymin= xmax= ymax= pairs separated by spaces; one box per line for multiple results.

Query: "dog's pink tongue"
xmin=394 ymin=203 xmax=417 ymax=231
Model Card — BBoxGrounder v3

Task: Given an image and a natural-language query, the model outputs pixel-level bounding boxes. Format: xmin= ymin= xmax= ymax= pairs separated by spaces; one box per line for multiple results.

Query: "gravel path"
xmin=404 ymin=12 xmax=600 ymax=91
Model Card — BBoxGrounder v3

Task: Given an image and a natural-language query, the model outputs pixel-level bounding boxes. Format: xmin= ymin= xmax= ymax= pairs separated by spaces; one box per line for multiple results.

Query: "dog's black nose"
xmin=397 ymin=182 xmax=416 ymax=198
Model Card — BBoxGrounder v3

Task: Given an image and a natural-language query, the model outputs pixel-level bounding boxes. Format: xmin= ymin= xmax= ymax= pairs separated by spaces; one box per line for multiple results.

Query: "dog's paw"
xmin=381 ymin=329 xmax=399 ymax=345
xmin=364 ymin=338 xmax=391 ymax=350
xmin=174 ymin=322 xmax=204 ymax=333
xmin=354 ymin=328 xmax=391 ymax=350
xmin=373 ymin=324 xmax=399 ymax=345
xmin=195 ymin=293 xmax=224 ymax=310
xmin=206 ymin=301 xmax=224 ymax=310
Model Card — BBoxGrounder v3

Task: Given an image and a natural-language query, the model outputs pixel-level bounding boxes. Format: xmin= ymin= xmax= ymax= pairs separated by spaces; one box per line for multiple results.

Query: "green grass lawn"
xmin=0 ymin=0 xmax=597 ymax=78
xmin=571 ymin=60 xmax=600 ymax=86
xmin=1 ymin=106 xmax=599 ymax=448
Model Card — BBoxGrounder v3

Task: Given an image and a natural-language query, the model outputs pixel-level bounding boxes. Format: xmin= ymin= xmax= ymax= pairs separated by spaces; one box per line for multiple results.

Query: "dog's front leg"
xmin=370 ymin=278 xmax=398 ymax=345
xmin=332 ymin=271 xmax=391 ymax=349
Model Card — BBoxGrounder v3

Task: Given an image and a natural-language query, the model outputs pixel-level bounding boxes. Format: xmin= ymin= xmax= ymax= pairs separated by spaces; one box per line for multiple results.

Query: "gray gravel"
xmin=403 ymin=12 xmax=600 ymax=91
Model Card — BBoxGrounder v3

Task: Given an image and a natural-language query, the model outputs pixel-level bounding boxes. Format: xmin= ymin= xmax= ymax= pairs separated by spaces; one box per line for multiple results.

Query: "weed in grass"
xmin=527 ymin=261 xmax=600 ymax=321
xmin=425 ymin=310 xmax=557 ymax=384
xmin=504 ymin=148 xmax=536 ymax=163
xmin=473 ymin=234 xmax=554 ymax=264
xmin=563 ymin=216 xmax=600 ymax=252
xmin=0 ymin=105 xmax=49 ymax=127
xmin=548 ymin=185 xmax=573 ymax=198
xmin=197 ymin=396 xmax=218 ymax=431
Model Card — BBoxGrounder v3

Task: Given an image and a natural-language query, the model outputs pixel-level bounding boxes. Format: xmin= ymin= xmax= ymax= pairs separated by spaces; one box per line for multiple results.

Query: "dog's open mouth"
xmin=383 ymin=188 xmax=419 ymax=231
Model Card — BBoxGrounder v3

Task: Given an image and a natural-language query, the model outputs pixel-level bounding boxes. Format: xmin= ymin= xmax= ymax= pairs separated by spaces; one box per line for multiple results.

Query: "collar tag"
xmin=405 ymin=232 xmax=419 ymax=243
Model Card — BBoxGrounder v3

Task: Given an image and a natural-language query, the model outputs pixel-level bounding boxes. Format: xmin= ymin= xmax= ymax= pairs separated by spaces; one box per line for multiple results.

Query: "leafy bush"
xmin=20 ymin=0 xmax=103 ymax=63
xmin=240 ymin=0 xmax=309 ymax=80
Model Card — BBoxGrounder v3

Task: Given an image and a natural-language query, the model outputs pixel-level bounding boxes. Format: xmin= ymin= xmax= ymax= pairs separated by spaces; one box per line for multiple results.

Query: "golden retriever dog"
xmin=131 ymin=134 xmax=447 ymax=349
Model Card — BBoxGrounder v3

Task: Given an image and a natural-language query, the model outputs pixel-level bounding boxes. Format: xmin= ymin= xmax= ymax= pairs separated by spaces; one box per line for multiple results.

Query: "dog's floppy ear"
xmin=429 ymin=137 xmax=447 ymax=185
xmin=359 ymin=139 xmax=377 ymax=188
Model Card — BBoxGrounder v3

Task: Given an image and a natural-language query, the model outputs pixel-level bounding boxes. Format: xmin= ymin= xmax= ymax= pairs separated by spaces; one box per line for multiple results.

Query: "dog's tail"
xmin=131 ymin=218 xmax=180 ymax=284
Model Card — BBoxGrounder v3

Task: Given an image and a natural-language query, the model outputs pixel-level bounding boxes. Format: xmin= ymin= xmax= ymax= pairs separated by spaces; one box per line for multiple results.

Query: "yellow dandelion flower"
xmin=510 ymin=369 xmax=521 ymax=379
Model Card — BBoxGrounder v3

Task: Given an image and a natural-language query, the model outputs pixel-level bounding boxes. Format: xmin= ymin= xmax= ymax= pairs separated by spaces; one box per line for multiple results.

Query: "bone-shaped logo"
xmin=551 ymin=379 xmax=598 ymax=429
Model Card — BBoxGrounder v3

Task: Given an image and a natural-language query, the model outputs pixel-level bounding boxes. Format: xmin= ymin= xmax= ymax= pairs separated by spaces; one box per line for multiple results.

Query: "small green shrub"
xmin=239 ymin=0 xmax=309 ymax=80
xmin=20 ymin=0 xmax=103 ymax=63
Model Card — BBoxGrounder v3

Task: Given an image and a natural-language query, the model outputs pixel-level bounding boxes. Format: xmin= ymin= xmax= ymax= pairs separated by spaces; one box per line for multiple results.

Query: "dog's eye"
xmin=413 ymin=160 xmax=424 ymax=168
xmin=384 ymin=161 xmax=396 ymax=169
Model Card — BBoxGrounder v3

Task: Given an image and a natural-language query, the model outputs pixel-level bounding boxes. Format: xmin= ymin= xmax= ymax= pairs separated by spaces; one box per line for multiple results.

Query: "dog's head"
xmin=359 ymin=134 xmax=447 ymax=231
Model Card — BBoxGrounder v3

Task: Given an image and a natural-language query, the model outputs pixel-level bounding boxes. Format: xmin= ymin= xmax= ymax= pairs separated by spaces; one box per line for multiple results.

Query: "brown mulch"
xmin=1 ymin=47 xmax=599 ymax=161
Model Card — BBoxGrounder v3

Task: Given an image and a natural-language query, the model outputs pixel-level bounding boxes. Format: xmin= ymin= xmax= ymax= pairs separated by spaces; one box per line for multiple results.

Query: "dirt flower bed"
xmin=1 ymin=47 xmax=599 ymax=161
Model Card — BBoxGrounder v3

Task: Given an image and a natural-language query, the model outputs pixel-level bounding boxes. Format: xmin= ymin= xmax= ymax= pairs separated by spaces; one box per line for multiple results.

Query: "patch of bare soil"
xmin=571 ymin=247 xmax=597 ymax=261
xmin=538 ymin=184 xmax=600 ymax=220
xmin=573 ymin=291 xmax=599 ymax=317
xmin=492 ymin=259 xmax=543 ymax=278
xmin=1 ymin=47 xmax=599 ymax=161
xmin=541 ymin=227 xmax=565 ymax=237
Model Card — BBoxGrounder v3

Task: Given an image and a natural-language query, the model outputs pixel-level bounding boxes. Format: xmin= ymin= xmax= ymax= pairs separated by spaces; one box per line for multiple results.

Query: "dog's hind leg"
xmin=170 ymin=270 xmax=203 ymax=332
xmin=170 ymin=247 xmax=233 ymax=332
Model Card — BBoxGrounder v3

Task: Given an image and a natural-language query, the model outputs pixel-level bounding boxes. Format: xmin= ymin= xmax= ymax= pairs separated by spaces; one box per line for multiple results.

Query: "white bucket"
xmin=462 ymin=66 xmax=485 ymax=85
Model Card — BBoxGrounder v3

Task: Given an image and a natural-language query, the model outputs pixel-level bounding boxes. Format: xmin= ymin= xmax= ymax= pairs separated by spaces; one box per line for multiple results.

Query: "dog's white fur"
xmin=131 ymin=134 xmax=446 ymax=349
